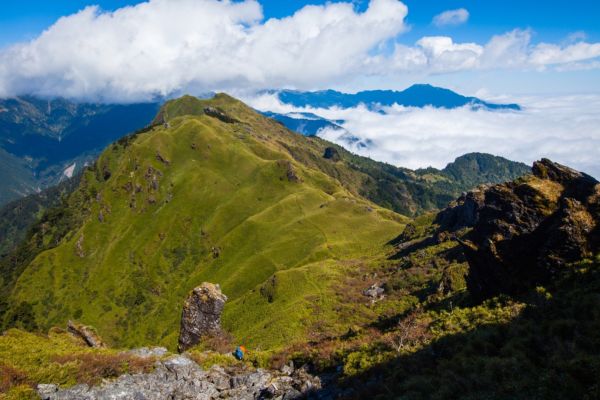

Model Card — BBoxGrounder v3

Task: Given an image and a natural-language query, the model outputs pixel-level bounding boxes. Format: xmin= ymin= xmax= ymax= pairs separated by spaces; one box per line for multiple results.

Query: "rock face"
xmin=461 ymin=159 xmax=599 ymax=300
xmin=178 ymin=283 xmax=228 ymax=352
xmin=37 ymin=354 xmax=323 ymax=400
xmin=67 ymin=321 xmax=106 ymax=348
xmin=435 ymin=187 xmax=486 ymax=232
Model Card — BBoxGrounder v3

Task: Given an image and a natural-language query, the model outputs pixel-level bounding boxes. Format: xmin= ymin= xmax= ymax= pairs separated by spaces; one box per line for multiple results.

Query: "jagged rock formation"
xmin=435 ymin=187 xmax=486 ymax=232
xmin=67 ymin=320 xmax=106 ymax=348
xmin=178 ymin=283 xmax=228 ymax=352
xmin=461 ymin=159 xmax=600 ymax=299
xmin=37 ymin=354 xmax=323 ymax=400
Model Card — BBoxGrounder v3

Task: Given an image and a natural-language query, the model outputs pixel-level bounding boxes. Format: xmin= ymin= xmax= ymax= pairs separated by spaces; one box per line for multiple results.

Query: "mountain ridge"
xmin=0 ymin=94 xmax=530 ymax=353
xmin=271 ymin=84 xmax=521 ymax=110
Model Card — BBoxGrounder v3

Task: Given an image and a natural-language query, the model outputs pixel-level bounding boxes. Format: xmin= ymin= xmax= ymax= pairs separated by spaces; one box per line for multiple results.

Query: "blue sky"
xmin=1 ymin=0 xmax=600 ymax=99
xmin=3 ymin=0 xmax=599 ymax=47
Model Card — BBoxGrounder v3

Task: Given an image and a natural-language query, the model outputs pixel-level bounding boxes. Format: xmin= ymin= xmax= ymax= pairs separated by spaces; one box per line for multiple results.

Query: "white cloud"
xmin=386 ymin=29 xmax=600 ymax=74
xmin=0 ymin=0 xmax=599 ymax=101
xmin=566 ymin=31 xmax=587 ymax=43
xmin=0 ymin=0 xmax=408 ymax=102
xmin=529 ymin=42 xmax=600 ymax=66
xmin=433 ymin=8 xmax=469 ymax=27
xmin=415 ymin=36 xmax=482 ymax=72
xmin=245 ymin=93 xmax=600 ymax=179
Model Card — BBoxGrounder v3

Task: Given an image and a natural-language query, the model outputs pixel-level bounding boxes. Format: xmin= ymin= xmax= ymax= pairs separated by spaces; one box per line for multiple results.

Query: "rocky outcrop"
xmin=363 ymin=283 xmax=385 ymax=302
xmin=67 ymin=321 xmax=106 ymax=348
xmin=178 ymin=283 xmax=228 ymax=352
xmin=74 ymin=235 xmax=85 ymax=258
xmin=204 ymin=107 xmax=239 ymax=124
xmin=435 ymin=187 xmax=486 ymax=232
xmin=155 ymin=151 xmax=171 ymax=166
xmin=37 ymin=354 xmax=323 ymax=400
xmin=277 ymin=160 xmax=302 ymax=183
xmin=461 ymin=159 xmax=599 ymax=300
xmin=323 ymin=147 xmax=341 ymax=162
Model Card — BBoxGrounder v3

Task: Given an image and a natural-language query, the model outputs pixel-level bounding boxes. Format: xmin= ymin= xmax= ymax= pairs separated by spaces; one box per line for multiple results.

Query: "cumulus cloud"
xmin=384 ymin=29 xmax=600 ymax=74
xmin=0 ymin=0 xmax=599 ymax=101
xmin=432 ymin=8 xmax=469 ymax=27
xmin=0 ymin=0 xmax=408 ymax=102
xmin=246 ymin=93 xmax=600 ymax=179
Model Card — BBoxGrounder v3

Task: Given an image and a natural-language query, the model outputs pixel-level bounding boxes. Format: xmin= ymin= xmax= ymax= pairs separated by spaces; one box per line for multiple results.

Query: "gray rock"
xmin=178 ymin=283 xmax=228 ymax=352
xmin=128 ymin=347 xmax=169 ymax=358
xmin=37 ymin=383 xmax=58 ymax=399
xmin=37 ymin=353 xmax=326 ymax=400
xmin=362 ymin=283 xmax=385 ymax=300
xmin=280 ymin=364 xmax=294 ymax=376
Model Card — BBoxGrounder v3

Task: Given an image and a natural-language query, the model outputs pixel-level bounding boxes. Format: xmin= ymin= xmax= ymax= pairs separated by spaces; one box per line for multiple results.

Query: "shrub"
xmin=0 ymin=364 xmax=31 ymax=393
xmin=51 ymin=353 xmax=154 ymax=386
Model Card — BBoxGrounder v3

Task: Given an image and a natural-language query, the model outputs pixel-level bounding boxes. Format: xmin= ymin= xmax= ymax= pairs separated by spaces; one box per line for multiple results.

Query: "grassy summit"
xmin=4 ymin=94 xmax=406 ymax=350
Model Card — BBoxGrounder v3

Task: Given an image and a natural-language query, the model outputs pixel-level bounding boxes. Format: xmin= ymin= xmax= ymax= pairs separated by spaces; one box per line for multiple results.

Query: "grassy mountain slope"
xmin=4 ymin=94 xmax=406 ymax=350
xmin=157 ymin=95 xmax=530 ymax=217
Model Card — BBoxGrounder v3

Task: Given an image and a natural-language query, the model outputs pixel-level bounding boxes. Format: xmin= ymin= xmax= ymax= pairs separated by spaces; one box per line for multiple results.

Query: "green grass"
xmin=0 ymin=328 xmax=155 ymax=397
xmin=5 ymin=96 xmax=404 ymax=351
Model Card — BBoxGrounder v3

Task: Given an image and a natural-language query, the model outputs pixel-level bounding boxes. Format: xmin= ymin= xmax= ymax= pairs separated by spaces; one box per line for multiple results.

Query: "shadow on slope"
xmin=311 ymin=258 xmax=600 ymax=400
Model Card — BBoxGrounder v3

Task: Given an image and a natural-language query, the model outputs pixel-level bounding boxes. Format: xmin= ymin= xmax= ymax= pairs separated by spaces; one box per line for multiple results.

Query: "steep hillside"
xmin=1 ymin=149 xmax=597 ymax=398
xmin=0 ymin=175 xmax=81 ymax=256
xmin=2 ymin=94 xmax=406 ymax=350
xmin=0 ymin=97 xmax=159 ymax=205
xmin=0 ymin=148 xmax=37 ymax=204
xmin=318 ymin=160 xmax=600 ymax=399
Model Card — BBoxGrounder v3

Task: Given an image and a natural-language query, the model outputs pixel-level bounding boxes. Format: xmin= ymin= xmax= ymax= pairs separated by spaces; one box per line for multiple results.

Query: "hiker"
xmin=234 ymin=345 xmax=246 ymax=360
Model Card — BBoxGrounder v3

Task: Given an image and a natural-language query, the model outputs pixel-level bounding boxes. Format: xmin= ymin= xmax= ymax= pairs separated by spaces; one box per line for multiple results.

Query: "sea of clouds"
xmin=246 ymin=93 xmax=600 ymax=178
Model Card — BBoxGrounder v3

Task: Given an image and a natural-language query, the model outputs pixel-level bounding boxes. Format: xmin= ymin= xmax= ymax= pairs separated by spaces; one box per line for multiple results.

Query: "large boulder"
xmin=461 ymin=159 xmax=599 ymax=300
xmin=178 ymin=282 xmax=228 ymax=352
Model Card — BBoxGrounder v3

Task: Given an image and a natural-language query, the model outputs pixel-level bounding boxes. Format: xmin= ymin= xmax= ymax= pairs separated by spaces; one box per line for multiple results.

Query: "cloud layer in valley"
xmin=246 ymin=93 xmax=600 ymax=178
xmin=0 ymin=0 xmax=599 ymax=102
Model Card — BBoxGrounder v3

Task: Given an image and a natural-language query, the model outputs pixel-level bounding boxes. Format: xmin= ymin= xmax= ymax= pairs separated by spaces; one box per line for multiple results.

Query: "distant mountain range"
xmin=0 ymin=97 xmax=159 ymax=205
xmin=261 ymin=84 xmax=521 ymax=138
xmin=261 ymin=111 xmax=345 ymax=136
xmin=0 ymin=85 xmax=521 ymax=206
xmin=269 ymin=84 xmax=521 ymax=111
